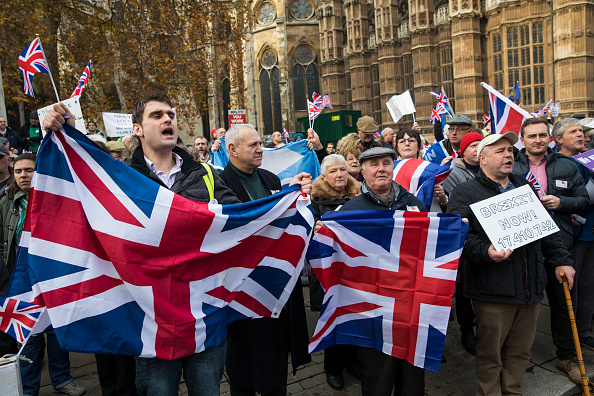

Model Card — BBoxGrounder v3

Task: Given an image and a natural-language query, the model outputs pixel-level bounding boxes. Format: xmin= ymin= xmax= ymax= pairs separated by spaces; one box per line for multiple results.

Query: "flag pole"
xmin=36 ymin=34 xmax=60 ymax=103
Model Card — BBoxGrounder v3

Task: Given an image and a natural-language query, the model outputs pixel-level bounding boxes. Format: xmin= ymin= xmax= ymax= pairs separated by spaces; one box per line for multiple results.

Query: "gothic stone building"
xmin=241 ymin=0 xmax=593 ymax=137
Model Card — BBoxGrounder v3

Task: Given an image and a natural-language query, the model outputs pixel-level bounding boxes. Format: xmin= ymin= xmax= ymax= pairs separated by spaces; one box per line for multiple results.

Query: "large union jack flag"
xmin=7 ymin=124 xmax=314 ymax=359
xmin=0 ymin=297 xmax=45 ymax=344
xmin=482 ymin=82 xmax=532 ymax=136
xmin=393 ymin=158 xmax=455 ymax=209
xmin=18 ymin=37 xmax=50 ymax=97
xmin=307 ymin=210 xmax=468 ymax=372
xmin=70 ymin=60 xmax=92 ymax=98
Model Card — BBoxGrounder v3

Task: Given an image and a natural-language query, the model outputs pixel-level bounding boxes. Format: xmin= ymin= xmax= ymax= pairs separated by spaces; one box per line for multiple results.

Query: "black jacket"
xmin=513 ymin=149 xmax=588 ymax=249
xmin=447 ymin=170 xmax=572 ymax=305
xmin=340 ymin=181 xmax=427 ymax=212
xmin=129 ymin=146 xmax=239 ymax=205
xmin=219 ymin=161 xmax=311 ymax=392
xmin=0 ymin=127 xmax=25 ymax=153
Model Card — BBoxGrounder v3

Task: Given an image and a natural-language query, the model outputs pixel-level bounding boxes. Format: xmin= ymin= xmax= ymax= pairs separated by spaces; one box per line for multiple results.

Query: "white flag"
xmin=386 ymin=91 xmax=416 ymax=124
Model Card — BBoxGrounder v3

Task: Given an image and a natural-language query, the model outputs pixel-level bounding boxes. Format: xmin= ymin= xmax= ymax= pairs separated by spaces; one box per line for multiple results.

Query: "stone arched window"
xmin=260 ymin=48 xmax=282 ymax=135
xmin=256 ymin=1 xmax=276 ymax=25
xmin=290 ymin=0 xmax=314 ymax=20
xmin=291 ymin=45 xmax=320 ymax=111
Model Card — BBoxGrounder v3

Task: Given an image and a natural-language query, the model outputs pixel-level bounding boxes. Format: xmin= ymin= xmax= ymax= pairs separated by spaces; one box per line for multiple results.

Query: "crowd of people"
xmin=0 ymin=93 xmax=592 ymax=396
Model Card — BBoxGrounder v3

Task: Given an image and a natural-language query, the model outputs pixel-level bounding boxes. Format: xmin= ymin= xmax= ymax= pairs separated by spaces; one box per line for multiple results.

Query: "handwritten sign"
xmin=470 ymin=184 xmax=559 ymax=251
xmin=103 ymin=112 xmax=133 ymax=137
xmin=38 ymin=97 xmax=85 ymax=135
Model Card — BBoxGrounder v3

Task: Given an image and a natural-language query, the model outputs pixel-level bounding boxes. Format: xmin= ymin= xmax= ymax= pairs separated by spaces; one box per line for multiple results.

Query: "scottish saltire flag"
xmin=70 ymin=60 xmax=92 ymax=98
xmin=523 ymin=170 xmax=543 ymax=194
xmin=262 ymin=140 xmax=321 ymax=187
xmin=7 ymin=124 xmax=314 ymax=359
xmin=393 ymin=158 xmax=455 ymax=209
xmin=211 ymin=137 xmax=229 ymax=169
xmin=509 ymin=81 xmax=521 ymax=102
xmin=323 ymin=95 xmax=333 ymax=110
xmin=307 ymin=210 xmax=468 ymax=372
xmin=423 ymin=140 xmax=450 ymax=165
xmin=18 ymin=37 xmax=50 ymax=97
xmin=0 ymin=297 xmax=45 ymax=344
xmin=482 ymin=82 xmax=532 ymax=137
xmin=530 ymin=100 xmax=552 ymax=117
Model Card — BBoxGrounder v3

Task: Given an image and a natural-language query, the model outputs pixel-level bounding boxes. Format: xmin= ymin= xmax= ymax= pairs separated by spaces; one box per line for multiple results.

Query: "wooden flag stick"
xmin=560 ymin=270 xmax=591 ymax=396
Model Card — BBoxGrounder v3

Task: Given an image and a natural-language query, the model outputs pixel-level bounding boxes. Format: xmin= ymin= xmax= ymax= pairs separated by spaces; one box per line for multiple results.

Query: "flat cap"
xmin=446 ymin=114 xmax=472 ymax=126
xmin=358 ymin=147 xmax=397 ymax=163
xmin=30 ymin=111 xmax=38 ymax=120
xmin=357 ymin=115 xmax=379 ymax=134
xmin=106 ymin=141 xmax=126 ymax=152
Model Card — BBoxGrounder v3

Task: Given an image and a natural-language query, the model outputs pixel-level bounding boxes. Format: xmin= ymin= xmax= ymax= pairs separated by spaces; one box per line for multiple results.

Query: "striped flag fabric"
xmin=70 ymin=60 xmax=92 ymax=98
xmin=523 ymin=170 xmax=543 ymax=194
xmin=482 ymin=82 xmax=532 ymax=136
xmin=308 ymin=100 xmax=323 ymax=121
xmin=530 ymin=100 xmax=552 ymax=117
xmin=18 ymin=37 xmax=50 ymax=97
xmin=283 ymin=127 xmax=290 ymax=143
xmin=307 ymin=210 xmax=468 ymax=372
xmin=373 ymin=131 xmax=381 ymax=140
xmin=0 ymin=297 xmax=45 ymax=344
xmin=7 ymin=123 xmax=314 ymax=359
xmin=323 ymin=95 xmax=333 ymax=110
xmin=393 ymin=158 xmax=456 ymax=209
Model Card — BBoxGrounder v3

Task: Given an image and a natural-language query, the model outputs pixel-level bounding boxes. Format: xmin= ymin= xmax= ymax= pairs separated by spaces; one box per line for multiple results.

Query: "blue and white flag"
xmin=211 ymin=137 xmax=229 ymax=170
xmin=262 ymin=140 xmax=321 ymax=187
xmin=423 ymin=140 xmax=451 ymax=165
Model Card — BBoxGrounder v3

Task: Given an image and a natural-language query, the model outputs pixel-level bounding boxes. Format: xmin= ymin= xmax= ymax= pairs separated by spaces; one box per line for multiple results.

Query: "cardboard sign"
xmin=228 ymin=109 xmax=246 ymax=126
xmin=470 ymin=184 xmax=559 ymax=251
xmin=103 ymin=112 xmax=133 ymax=137
xmin=551 ymin=102 xmax=560 ymax=118
xmin=37 ymin=97 xmax=85 ymax=135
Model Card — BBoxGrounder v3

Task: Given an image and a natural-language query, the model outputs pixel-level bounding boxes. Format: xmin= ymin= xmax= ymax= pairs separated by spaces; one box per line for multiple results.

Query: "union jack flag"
xmin=283 ymin=127 xmax=290 ymax=143
xmin=430 ymin=104 xmax=447 ymax=124
xmin=393 ymin=158 xmax=456 ymax=209
xmin=307 ymin=210 xmax=468 ymax=372
xmin=323 ymin=95 xmax=333 ymax=110
xmin=0 ymin=297 xmax=45 ymax=344
xmin=18 ymin=37 xmax=49 ymax=97
xmin=8 ymin=124 xmax=314 ymax=359
xmin=530 ymin=100 xmax=552 ymax=117
xmin=429 ymin=91 xmax=448 ymax=104
xmin=523 ymin=170 xmax=543 ymax=194
xmin=423 ymin=140 xmax=453 ymax=165
xmin=373 ymin=131 xmax=381 ymax=140
xmin=312 ymin=92 xmax=323 ymax=108
xmin=308 ymin=99 xmax=323 ymax=121
xmin=70 ymin=60 xmax=92 ymax=98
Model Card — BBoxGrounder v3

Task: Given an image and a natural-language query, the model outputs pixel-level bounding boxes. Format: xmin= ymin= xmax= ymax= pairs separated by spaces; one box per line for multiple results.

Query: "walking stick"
xmin=559 ymin=270 xmax=591 ymax=396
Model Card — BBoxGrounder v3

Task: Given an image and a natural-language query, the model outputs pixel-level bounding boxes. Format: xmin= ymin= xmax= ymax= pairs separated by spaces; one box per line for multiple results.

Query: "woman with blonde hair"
xmin=336 ymin=133 xmax=362 ymax=158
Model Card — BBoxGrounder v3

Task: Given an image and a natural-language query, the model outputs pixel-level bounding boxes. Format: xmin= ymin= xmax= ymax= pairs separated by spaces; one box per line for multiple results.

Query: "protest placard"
xmin=573 ymin=149 xmax=594 ymax=172
xmin=551 ymin=102 xmax=560 ymax=118
xmin=38 ymin=97 xmax=85 ymax=134
xmin=386 ymin=91 xmax=416 ymax=124
xmin=103 ymin=112 xmax=133 ymax=137
xmin=470 ymin=184 xmax=559 ymax=251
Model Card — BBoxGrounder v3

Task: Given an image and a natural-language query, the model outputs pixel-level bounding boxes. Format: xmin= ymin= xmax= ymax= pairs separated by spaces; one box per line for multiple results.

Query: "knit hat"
xmin=459 ymin=132 xmax=484 ymax=155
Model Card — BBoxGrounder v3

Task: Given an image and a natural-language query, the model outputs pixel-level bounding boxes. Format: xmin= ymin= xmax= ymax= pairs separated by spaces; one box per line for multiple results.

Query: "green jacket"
xmin=0 ymin=190 xmax=26 ymax=297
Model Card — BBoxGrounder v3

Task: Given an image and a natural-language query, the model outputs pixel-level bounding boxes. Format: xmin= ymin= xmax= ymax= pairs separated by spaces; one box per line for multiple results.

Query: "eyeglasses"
xmin=449 ymin=127 xmax=471 ymax=132
xmin=398 ymin=138 xmax=417 ymax=145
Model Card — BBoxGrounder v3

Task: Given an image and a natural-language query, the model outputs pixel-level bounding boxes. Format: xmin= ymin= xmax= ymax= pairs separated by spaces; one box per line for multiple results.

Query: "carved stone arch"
xmin=256 ymin=44 xmax=279 ymax=69
xmin=288 ymin=38 xmax=320 ymax=64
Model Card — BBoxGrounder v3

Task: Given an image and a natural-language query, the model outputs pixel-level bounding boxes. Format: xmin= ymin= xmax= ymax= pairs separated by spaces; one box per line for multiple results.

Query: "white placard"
xmin=103 ymin=112 xmax=133 ymax=137
xmin=470 ymin=184 xmax=560 ymax=251
xmin=37 ymin=97 xmax=85 ymax=135
xmin=585 ymin=119 xmax=594 ymax=129
xmin=551 ymin=102 xmax=560 ymax=118
xmin=386 ymin=91 xmax=416 ymax=124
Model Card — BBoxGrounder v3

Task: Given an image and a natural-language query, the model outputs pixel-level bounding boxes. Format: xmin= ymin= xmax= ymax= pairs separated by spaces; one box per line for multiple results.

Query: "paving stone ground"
xmin=35 ymin=287 xmax=593 ymax=396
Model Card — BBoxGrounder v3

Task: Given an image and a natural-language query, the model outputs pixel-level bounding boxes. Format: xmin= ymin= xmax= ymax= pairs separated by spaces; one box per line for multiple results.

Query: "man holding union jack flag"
xmin=448 ymin=132 xmax=575 ymax=395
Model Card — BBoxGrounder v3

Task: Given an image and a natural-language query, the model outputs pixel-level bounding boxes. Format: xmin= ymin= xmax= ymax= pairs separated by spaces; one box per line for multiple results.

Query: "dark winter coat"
xmin=129 ymin=145 xmax=239 ymax=205
xmin=340 ymin=181 xmax=427 ymax=212
xmin=0 ymin=127 xmax=26 ymax=153
xmin=219 ymin=161 xmax=311 ymax=392
xmin=0 ymin=190 xmax=26 ymax=297
xmin=447 ymin=170 xmax=572 ymax=305
xmin=513 ymin=149 xmax=589 ymax=249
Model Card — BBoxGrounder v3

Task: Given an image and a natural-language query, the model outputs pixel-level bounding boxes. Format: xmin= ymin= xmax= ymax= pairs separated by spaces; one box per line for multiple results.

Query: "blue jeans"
xmin=135 ymin=341 xmax=226 ymax=396
xmin=20 ymin=329 xmax=73 ymax=396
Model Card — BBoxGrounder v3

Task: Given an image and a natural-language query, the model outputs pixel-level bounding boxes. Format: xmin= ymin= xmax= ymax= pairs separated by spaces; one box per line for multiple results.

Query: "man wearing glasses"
xmin=424 ymin=115 xmax=473 ymax=165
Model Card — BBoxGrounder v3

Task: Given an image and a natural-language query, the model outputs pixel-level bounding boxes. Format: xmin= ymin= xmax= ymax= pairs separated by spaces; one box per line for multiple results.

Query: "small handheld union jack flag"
xmin=530 ymin=100 xmax=552 ymax=117
xmin=283 ymin=127 xmax=290 ymax=143
xmin=0 ymin=297 xmax=44 ymax=344
xmin=430 ymin=91 xmax=448 ymax=104
xmin=430 ymin=104 xmax=447 ymax=124
xmin=71 ymin=60 xmax=92 ymax=98
xmin=18 ymin=37 xmax=50 ymax=98
xmin=323 ymin=95 xmax=333 ymax=110
xmin=523 ymin=170 xmax=543 ymax=193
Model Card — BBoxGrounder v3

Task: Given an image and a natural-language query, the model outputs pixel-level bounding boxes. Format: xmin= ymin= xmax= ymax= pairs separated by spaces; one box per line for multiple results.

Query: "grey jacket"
xmin=442 ymin=158 xmax=476 ymax=194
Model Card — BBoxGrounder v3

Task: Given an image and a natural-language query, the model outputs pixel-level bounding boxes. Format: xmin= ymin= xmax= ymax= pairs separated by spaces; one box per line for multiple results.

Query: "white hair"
xmin=320 ymin=154 xmax=348 ymax=176
xmin=381 ymin=128 xmax=393 ymax=139
xmin=225 ymin=123 xmax=257 ymax=151
xmin=87 ymin=133 xmax=107 ymax=143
